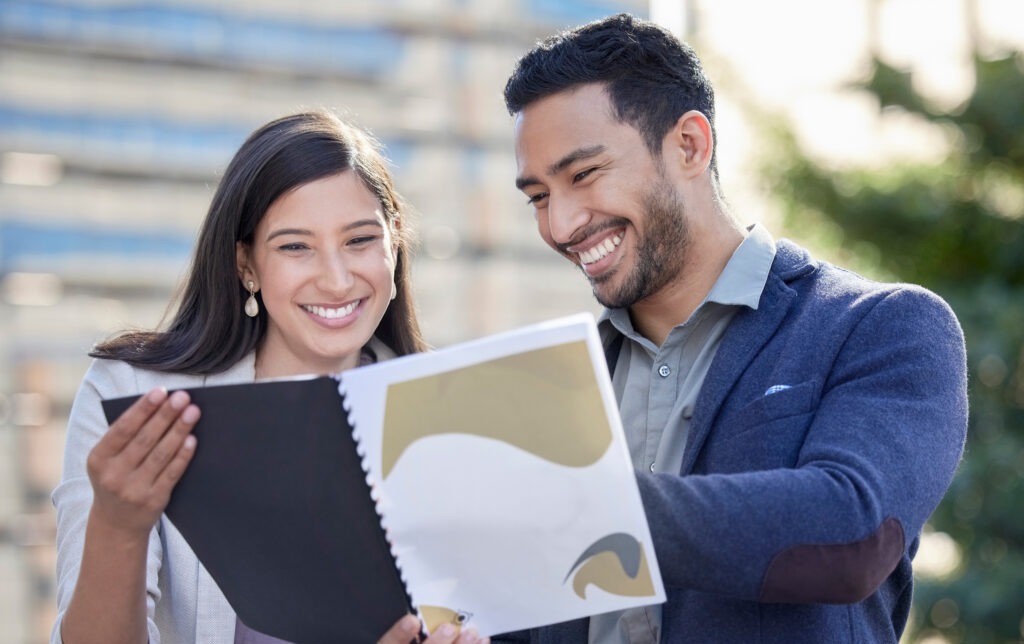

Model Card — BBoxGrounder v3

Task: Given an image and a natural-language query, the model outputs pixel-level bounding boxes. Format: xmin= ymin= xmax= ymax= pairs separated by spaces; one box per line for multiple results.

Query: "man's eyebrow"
xmin=515 ymin=144 xmax=607 ymax=191
xmin=547 ymin=144 xmax=606 ymax=176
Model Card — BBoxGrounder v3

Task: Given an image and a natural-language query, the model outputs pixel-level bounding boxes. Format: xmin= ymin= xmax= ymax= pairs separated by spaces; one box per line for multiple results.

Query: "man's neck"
xmin=629 ymin=220 xmax=746 ymax=347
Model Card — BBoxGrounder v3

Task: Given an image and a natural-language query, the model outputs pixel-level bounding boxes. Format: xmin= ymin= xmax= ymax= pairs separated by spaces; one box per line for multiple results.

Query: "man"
xmin=498 ymin=13 xmax=967 ymax=644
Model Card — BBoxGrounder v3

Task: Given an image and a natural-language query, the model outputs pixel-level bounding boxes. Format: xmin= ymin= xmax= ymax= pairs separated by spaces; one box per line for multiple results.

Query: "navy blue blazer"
xmin=496 ymin=239 xmax=968 ymax=643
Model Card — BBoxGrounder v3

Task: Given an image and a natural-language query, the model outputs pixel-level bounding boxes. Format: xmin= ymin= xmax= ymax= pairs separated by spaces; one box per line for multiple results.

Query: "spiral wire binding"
xmin=334 ymin=374 xmax=420 ymax=620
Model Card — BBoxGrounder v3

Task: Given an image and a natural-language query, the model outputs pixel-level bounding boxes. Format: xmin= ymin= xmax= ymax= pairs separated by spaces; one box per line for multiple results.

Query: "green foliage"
xmin=761 ymin=51 xmax=1024 ymax=642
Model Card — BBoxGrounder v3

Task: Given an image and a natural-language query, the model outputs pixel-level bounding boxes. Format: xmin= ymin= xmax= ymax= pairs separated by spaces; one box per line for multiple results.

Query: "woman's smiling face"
xmin=237 ymin=170 xmax=397 ymax=378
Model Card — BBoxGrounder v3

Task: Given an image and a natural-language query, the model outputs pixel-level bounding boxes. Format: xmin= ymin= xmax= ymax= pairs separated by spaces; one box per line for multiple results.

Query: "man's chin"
xmin=591 ymin=285 xmax=628 ymax=310
xmin=582 ymin=265 xmax=636 ymax=308
xmin=591 ymin=274 xmax=653 ymax=310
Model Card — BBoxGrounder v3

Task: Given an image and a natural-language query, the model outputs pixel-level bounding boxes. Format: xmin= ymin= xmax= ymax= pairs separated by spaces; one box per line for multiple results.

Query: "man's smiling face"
xmin=514 ymin=83 xmax=691 ymax=309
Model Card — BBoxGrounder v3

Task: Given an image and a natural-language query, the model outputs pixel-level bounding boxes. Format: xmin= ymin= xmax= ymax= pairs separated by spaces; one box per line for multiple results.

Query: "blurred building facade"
xmin=0 ymin=1 xmax=642 ymax=641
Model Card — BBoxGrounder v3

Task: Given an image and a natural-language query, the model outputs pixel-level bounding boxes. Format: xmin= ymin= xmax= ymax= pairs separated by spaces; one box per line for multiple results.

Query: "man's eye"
xmin=526 ymin=192 xmax=548 ymax=205
xmin=572 ymin=168 xmax=595 ymax=183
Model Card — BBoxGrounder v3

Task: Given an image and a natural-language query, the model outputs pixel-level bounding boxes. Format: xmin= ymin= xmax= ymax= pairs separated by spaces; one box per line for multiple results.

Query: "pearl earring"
xmin=245 ymin=280 xmax=259 ymax=317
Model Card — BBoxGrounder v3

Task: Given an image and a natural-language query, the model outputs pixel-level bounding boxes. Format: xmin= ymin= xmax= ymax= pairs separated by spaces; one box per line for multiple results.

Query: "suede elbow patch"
xmin=759 ymin=517 xmax=905 ymax=604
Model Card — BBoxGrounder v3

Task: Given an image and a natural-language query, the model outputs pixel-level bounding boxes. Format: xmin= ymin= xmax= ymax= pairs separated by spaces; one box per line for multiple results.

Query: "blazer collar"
xmin=201 ymin=337 xmax=396 ymax=387
xmin=679 ymin=239 xmax=813 ymax=474
xmin=202 ymin=351 xmax=257 ymax=386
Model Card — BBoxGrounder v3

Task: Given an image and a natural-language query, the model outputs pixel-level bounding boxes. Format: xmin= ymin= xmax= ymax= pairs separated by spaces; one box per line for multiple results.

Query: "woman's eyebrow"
xmin=265 ymin=218 xmax=383 ymax=241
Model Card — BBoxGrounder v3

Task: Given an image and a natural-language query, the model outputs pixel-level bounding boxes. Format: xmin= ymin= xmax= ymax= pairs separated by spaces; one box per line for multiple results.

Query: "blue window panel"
xmin=0 ymin=103 xmax=248 ymax=167
xmin=0 ymin=219 xmax=194 ymax=272
xmin=462 ymin=145 xmax=486 ymax=182
xmin=524 ymin=0 xmax=644 ymax=26
xmin=0 ymin=102 xmax=413 ymax=182
xmin=0 ymin=1 xmax=405 ymax=76
xmin=376 ymin=139 xmax=412 ymax=178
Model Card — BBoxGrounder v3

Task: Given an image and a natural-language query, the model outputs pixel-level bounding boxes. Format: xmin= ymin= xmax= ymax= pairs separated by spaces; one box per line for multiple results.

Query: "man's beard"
xmin=588 ymin=177 xmax=690 ymax=309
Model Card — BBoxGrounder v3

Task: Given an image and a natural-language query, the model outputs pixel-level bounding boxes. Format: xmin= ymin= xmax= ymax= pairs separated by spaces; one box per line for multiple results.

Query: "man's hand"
xmin=378 ymin=614 xmax=489 ymax=644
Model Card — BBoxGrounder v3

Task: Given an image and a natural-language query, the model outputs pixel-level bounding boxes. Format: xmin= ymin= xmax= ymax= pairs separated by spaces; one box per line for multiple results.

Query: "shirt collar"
xmin=706 ymin=222 xmax=776 ymax=310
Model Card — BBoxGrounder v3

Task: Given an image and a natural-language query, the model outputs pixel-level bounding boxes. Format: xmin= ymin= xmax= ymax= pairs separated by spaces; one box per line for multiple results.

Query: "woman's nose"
xmin=318 ymin=252 xmax=355 ymax=293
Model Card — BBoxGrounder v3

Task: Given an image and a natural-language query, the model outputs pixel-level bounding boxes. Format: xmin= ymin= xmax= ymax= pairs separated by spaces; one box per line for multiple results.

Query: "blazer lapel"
xmin=679 ymin=271 xmax=796 ymax=475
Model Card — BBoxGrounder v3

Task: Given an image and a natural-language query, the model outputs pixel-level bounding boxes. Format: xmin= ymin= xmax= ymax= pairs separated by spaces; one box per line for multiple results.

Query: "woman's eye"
xmin=278 ymin=243 xmax=308 ymax=252
xmin=350 ymin=235 xmax=379 ymax=246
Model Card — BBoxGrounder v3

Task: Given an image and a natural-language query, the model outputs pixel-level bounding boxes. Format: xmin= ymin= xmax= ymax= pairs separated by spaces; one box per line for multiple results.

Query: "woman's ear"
xmin=236 ymin=241 xmax=253 ymax=285
xmin=389 ymin=215 xmax=402 ymax=257
xmin=664 ymin=110 xmax=714 ymax=180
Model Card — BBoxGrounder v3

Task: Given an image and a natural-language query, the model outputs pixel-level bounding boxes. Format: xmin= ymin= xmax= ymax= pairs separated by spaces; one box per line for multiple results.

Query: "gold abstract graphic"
xmin=380 ymin=341 xmax=612 ymax=478
xmin=566 ymin=533 xmax=657 ymax=600
xmin=419 ymin=605 xmax=470 ymax=633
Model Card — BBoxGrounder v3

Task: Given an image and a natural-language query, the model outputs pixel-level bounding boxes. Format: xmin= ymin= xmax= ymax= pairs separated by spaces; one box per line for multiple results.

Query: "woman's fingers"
xmin=140 ymin=404 xmax=200 ymax=487
xmin=93 ymin=388 xmax=195 ymax=471
xmin=377 ymin=614 xmax=421 ymax=644
xmin=118 ymin=390 xmax=194 ymax=468
xmin=86 ymin=387 xmax=201 ymax=533
xmin=91 ymin=387 xmax=169 ymax=459
xmin=160 ymin=434 xmax=198 ymax=486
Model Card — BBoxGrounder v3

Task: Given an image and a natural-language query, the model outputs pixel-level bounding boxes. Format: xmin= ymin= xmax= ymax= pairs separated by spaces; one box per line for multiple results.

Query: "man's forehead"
xmin=514 ymin=95 xmax=602 ymax=150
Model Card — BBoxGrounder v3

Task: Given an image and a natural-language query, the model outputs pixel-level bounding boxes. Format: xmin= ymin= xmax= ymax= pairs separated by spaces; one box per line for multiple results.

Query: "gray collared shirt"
xmin=588 ymin=224 xmax=776 ymax=644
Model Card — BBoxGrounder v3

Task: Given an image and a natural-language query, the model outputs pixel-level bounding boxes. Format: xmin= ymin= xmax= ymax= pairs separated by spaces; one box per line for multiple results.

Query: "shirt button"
xmin=658 ymin=364 xmax=671 ymax=378
xmin=649 ymin=462 xmax=656 ymax=472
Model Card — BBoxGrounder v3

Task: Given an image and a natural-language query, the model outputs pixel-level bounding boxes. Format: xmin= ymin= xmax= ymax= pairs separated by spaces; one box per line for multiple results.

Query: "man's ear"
xmin=663 ymin=110 xmax=714 ymax=180
xmin=235 ymin=241 xmax=253 ymax=284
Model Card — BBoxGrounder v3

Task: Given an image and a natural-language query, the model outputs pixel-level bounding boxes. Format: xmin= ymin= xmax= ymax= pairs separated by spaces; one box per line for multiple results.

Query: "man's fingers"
xmin=376 ymin=616 xmax=488 ymax=644
xmin=425 ymin=623 xmax=486 ymax=644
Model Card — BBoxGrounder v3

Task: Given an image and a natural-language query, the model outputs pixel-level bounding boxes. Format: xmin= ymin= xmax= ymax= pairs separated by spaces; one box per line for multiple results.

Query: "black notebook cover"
xmin=102 ymin=376 xmax=415 ymax=644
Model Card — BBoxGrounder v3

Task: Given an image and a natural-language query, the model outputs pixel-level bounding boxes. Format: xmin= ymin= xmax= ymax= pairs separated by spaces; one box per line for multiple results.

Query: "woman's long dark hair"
xmin=92 ymin=110 xmax=427 ymax=374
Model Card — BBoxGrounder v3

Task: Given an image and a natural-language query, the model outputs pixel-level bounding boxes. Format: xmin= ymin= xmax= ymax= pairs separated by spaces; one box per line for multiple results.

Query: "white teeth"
xmin=304 ymin=302 xmax=358 ymax=319
xmin=579 ymin=234 xmax=622 ymax=265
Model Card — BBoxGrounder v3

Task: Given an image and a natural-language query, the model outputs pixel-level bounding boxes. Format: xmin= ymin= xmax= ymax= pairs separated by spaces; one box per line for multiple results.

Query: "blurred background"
xmin=1 ymin=0 xmax=1021 ymax=642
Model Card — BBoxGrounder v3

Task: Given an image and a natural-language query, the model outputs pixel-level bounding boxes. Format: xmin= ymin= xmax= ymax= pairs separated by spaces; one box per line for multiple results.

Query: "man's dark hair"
xmin=504 ymin=13 xmax=718 ymax=175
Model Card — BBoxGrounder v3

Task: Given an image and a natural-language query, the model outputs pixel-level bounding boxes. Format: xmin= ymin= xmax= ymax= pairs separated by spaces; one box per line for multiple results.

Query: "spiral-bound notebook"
xmin=102 ymin=313 xmax=665 ymax=643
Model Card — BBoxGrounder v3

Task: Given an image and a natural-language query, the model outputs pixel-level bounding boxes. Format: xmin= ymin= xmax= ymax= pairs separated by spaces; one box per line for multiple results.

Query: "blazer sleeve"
xmin=50 ymin=359 xmax=165 ymax=644
xmin=635 ymin=285 xmax=968 ymax=603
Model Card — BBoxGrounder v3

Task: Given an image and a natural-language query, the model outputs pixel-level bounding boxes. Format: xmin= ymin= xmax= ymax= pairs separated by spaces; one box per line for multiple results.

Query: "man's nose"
xmin=546 ymin=193 xmax=590 ymax=246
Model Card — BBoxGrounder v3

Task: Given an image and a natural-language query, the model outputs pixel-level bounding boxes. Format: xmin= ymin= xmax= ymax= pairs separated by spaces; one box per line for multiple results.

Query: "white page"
xmin=339 ymin=313 xmax=665 ymax=636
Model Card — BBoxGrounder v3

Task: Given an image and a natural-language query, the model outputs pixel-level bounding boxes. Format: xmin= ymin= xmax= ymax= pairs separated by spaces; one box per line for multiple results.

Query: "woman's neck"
xmin=253 ymin=348 xmax=363 ymax=380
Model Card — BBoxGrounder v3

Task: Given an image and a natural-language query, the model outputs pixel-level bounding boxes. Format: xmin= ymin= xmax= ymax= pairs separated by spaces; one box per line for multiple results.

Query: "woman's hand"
xmin=61 ymin=387 xmax=201 ymax=644
xmin=378 ymin=614 xmax=489 ymax=644
xmin=86 ymin=387 xmax=200 ymax=536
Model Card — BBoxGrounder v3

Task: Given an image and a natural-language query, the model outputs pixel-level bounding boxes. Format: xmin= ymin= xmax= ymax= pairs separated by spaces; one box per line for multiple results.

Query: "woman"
xmin=51 ymin=110 xmax=486 ymax=644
